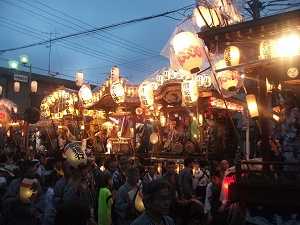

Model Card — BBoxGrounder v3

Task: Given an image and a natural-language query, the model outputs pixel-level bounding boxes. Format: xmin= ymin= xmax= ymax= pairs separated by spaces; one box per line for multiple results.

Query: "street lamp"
xmin=8 ymin=55 xmax=38 ymax=107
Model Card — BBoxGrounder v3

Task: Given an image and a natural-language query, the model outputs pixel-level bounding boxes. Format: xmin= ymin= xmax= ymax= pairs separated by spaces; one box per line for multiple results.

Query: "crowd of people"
xmin=0 ymin=147 xmax=236 ymax=225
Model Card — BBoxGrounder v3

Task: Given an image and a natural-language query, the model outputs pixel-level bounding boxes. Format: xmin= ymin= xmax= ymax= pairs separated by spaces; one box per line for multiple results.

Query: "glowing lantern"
xmin=181 ymin=79 xmax=199 ymax=106
xmin=31 ymin=81 xmax=38 ymax=93
xmin=0 ymin=86 xmax=2 ymax=95
xmin=224 ymin=46 xmax=240 ymax=66
xmin=196 ymin=75 xmax=204 ymax=86
xmin=64 ymin=142 xmax=87 ymax=168
xmin=110 ymin=82 xmax=125 ymax=104
xmin=138 ymin=84 xmax=154 ymax=107
xmin=14 ymin=82 xmax=20 ymax=93
xmin=111 ymin=65 xmax=119 ymax=82
xmin=156 ymin=75 xmax=164 ymax=85
xmin=160 ymin=116 xmax=166 ymax=126
xmin=222 ymin=176 xmax=235 ymax=201
xmin=78 ymin=83 xmax=93 ymax=108
xmin=193 ymin=5 xmax=222 ymax=28
xmin=215 ymin=59 xmax=240 ymax=91
xmin=203 ymin=75 xmax=212 ymax=87
xmin=76 ymin=71 xmax=84 ymax=87
xmin=172 ymin=31 xmax=203 ymax=73
xmin=259 ymin=39 xmax=277 ymax=59
xmin=276 ymin=35 xmax=300 ymax=57
xmin=20 ymin=178 xmax=39 ymax=204
xmin=246 ymin=94 xmax=259 ymax=119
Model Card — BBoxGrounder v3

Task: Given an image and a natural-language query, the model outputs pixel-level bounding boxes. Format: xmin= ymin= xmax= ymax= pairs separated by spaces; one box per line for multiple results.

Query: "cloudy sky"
xmin=0 ymin=0 xmax=298 ymax=87
xmin=0 ymin=0 xmax=196 ymax=86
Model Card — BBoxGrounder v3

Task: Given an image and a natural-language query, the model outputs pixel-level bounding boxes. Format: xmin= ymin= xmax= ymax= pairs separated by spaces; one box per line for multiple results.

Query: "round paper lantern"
xmin=259 ymin=39 xmax=277 ymax=59
xmin=181 ymin=79 xmax=199 ymax=106
xmin=134 ymin=190 xmax=145 ymax=213
xmin=217 ymin=70 xmax=239 ymax=91
xmin=31 ymin=81 xmax=38 ymax=93
xmin=224 ymin=46 xmax=240 ymax=66
xmin=14 ymin=82 xmax=20 ymax=93
xmin=110 ymin=82 xmax=125 ymax=104
xmin=111 ymin=66 xmax=119 ymax=82
xmin=150 ymin=133 xmax=159 ymax=144
xmin=20 ymin=178 xmax=39 ymax=204
xmin=172 ymin=31 xmax=203 ymax=73
xmin=138 ymin=84 xmax=154 ymax=107
xmin=78 ymin=83 xmax=93 ymax=108
xmin=64 ymin=142 xmax=87 ymax=168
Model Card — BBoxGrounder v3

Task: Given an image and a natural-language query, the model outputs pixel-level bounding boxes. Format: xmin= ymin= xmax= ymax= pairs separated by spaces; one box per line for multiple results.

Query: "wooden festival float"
xmin=194 ymin=1 xmax=300 ymax=220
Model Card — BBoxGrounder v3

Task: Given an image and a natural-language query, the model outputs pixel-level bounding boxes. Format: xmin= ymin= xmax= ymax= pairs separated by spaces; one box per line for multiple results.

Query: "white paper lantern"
xmin=150 ymin=133 xmax=159 ymax=144
xmin=181 ymin=79 xmax=199 ymax=106
xmin=111 ymin=66 xmax=120 ymax=82
xmin=31 ymin=81 xmax=38 ymax=93
xmin=78 ymin=83 xmax=93 ymax=108
xmin=224 ymin=46 xmax=240 ymax=66
xmin=14 ymin=82 xmax=20 ymax=93
xmin=20 ymin=178 xmax=39 ymax=204
xmin=0 ymin=86 xmax=2 ymax=95
xmin=259 ymin=39 xmax=277 ymax=59
xmin=134 ymin=191 xmax=145 ymax=213
xmin=76 ymin=71 xmax=84 ymax=87
xmin=193 ymin=5 xmax=222 ymax=28
xmin=138 ymin=84 xmax=154 ymax=107
xmin=64 ymin=142 xmax=87 ymax=168
xmin=110 ymin=82 xmax=125 ymax=104
xmin=172 ymin=31 xmax=203 ymax=73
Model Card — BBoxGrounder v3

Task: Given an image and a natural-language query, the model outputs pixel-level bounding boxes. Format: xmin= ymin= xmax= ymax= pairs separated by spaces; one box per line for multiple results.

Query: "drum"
xmin=172 ymin=142 xmax=183 ymax=154
xmin=150 ymin=133 xmax=159 ymax=144
xmin=184 ymin=141 xmax=195 ymax=154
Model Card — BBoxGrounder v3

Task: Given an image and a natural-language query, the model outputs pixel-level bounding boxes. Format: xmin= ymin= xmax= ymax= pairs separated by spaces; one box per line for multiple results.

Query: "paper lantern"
xmin=31 ymin=81 xmax=38 ymax=93
xmin=224 ymin=46 xmax=240 ymax=66
xmin=246 ymin=94 xmax=259 ymax=118
xmin=194 ymin=5 xmax=222 ymax=28
xmin=150 ymin=133 xmax=159 ymax=144
xmin=14 ymin=82 xmax=20 ymax=93
xmin=76 ymin=71 xmax=84 ymax=87
xmin=20 ymin=178 xmax=39 ymax=204
xmin=138 ymin=84 xmax=154 ymax=107
xmin=111 ymin=65 xmax=119 ymax=82
xmin=64 ymin=142 xmax=87 ymax=168
xmin=78 ymin=83 xmax=93 ymax=108
xmin=196 ymin=75 xmax=204 ymax=86
xmin=181 ymin=79 xmax=198 ymax=106
xmin=259 ymin=39 xmax=277 ymax=59
xmin=134 ymin=191 xmax=145 ymax=213
xmin=276 ymin=35 xmax=299 ymax=57
xmin=0 ymin=86 xmax=2 ymax=95
xmin=110 ymin=82 xmax=125 ymax=104
xmin=172 ymin=31 xmax=203 ymax=73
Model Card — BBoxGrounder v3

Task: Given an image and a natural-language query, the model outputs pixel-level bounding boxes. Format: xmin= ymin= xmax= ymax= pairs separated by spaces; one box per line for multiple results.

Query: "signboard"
xmin=14 ymin=74 xmax=28 ymax=82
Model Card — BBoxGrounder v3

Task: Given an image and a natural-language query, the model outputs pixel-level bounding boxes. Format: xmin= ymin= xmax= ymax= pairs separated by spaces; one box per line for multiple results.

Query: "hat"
xmin=0 ymin=165 xmax=15 ymax=177
xmin=31 ymin=159 xmax=40 ymax=166
xmin=119 ymin=155 xmax=129 ymax=164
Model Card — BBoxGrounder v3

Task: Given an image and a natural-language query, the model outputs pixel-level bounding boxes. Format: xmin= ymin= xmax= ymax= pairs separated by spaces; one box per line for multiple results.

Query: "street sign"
xmin=14 ymin=74 xmax=28 ymax=82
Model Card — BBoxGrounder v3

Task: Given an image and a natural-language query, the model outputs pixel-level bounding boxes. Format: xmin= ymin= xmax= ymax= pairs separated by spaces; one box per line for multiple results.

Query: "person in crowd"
xmin=54 ymin=200 xmax=97 ymax=225
xmin=1 ymin=160 xmax=45 ymax=225
xmin=114 ymin=166 xmax=141 ymax=225
xmin=136 ymin=134 xmax=149 ymax=154
xmin=142 ymin=164 xmax=159 ymax=184
xmin=129 ymin=156 xmax=146 ymax=179
xmin=271 ymin=90 xmax=300 ymax=178
xmin=34 ymin=153 xmax=46 ymax=178
xmin=44 ymin=171 xmax=60 ymax=225
xmin=53 ymin=160 xmax=73 ymax=210
xmin=47 ymin=156 xmax=65 ymax=187
xmin=194 ymin=160 xmax=210 ymax=202
xmin=0 ymin=164 xmax=15 ymax=187
xmin=92 ymin=156 xmax=104 ymax=195
xmin=98 ymin=173 xmax=116 ymax=225
xmin=11 ymin=153 xmax=22 ymax=177
xmin=63 ymin=162 xmax=97 ymax=220
xmin=112 ymin=155 xmax=130 ymax=192
xmin=131 ymin=179 xmax=175 ymax=225
xmin=0 ymin=153 xmax=9 ymax=168
xmin=179 ymin=156 xmax=195 ymax=200
xmin=163 ymin=123 xmax=179 ymax=152
xmin=162 ymin=161 xmax=188 ymax=224
xmin=103 ymin=157 xmax=118 ymax=176
xmin=220 ymin=160 xmax=230 ymax=180
xmin=204 ymin=170 xmax=227 ymax=225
